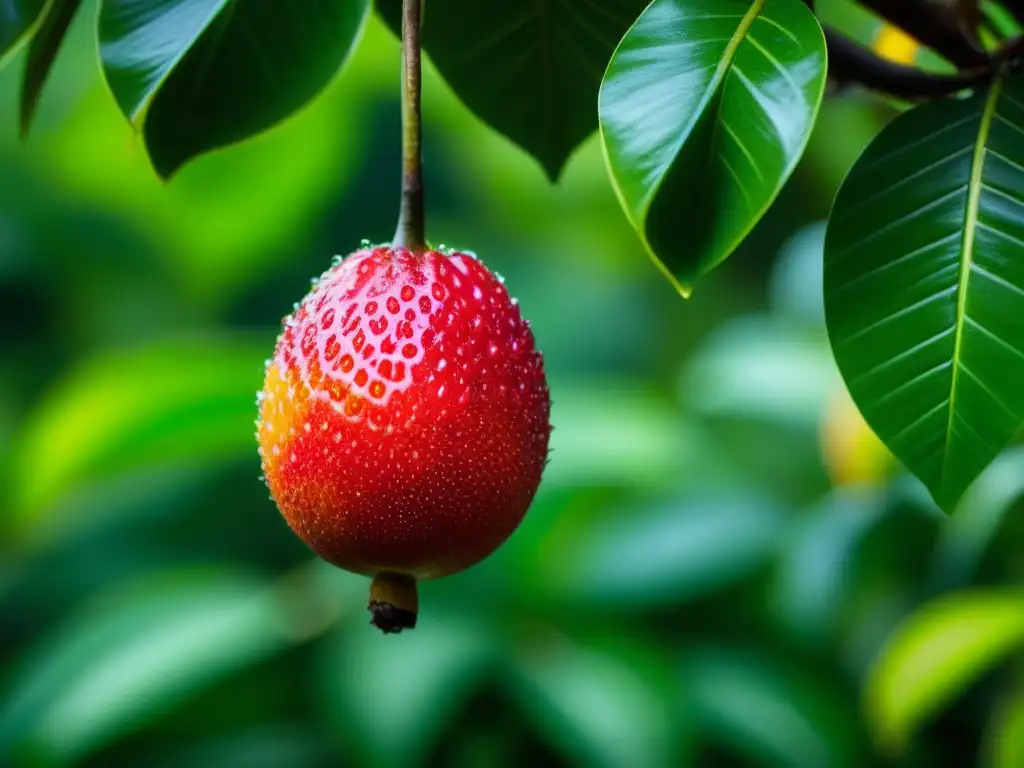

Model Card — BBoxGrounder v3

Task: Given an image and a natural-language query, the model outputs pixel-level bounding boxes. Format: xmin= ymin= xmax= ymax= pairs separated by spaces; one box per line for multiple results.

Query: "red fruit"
xmin=257 ymin=245 xmax=551 ymax=631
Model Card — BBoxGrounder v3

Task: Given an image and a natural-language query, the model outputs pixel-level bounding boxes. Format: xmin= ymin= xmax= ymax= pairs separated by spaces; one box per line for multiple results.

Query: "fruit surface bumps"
xmin=257 ymin=246 xmax=551 ymax=580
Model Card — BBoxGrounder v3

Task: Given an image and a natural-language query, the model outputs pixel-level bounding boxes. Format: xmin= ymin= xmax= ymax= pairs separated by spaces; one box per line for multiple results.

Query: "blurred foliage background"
xmin=2 ymin=3 xmax=1023 ymax=767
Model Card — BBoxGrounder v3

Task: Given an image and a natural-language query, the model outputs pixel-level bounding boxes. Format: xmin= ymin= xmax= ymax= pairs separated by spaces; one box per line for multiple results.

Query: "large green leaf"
xmin=376 ymin=0 xmax=651 ymax=181
xmin=0 ymin=0 xmax=44 ymax=61
xmin=863 ymin=588 xmax=1024 ymax=755
xmin=824 ymin=72 xmax=1024 ymax=513
xmin=98 ymin=0 xmax=370 ymax=178
xmin=18 ymin=0 xmax=82 ymax=136
xmin=598 ymin=0 xmax=827 ymax=297
xmin=0 ymin=567 xmax=298 ymax=765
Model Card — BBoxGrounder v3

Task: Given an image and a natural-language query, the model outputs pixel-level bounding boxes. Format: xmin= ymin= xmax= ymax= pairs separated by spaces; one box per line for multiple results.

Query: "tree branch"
xmin=855 ymin=0 xmax=989 ymax=68
xmin=824 ymin=27 xmax=993 ymax=100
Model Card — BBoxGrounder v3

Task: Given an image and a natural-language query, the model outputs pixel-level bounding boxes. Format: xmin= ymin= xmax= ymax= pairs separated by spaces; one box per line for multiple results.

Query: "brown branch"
xmin=854 ymin=0 xmax=989 ymax=68
xmin=824 ymin=27 xmax=994 ymax=100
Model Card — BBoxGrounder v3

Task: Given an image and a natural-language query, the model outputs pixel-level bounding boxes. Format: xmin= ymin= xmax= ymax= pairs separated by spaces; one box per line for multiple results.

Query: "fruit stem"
xmin=368 ymin=572 xmax=418 ymax=633
xmin=392 ymin=0 xmax=426 ymax=252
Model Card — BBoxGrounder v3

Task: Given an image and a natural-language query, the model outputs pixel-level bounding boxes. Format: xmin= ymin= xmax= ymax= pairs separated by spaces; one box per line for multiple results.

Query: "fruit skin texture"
xmin=257 ymin=245 xmax=551 ymax=581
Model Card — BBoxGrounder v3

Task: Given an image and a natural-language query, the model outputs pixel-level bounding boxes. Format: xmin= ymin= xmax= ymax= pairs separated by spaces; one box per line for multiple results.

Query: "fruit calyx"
xmin=368 ymin=572 xmax=419 ymax=633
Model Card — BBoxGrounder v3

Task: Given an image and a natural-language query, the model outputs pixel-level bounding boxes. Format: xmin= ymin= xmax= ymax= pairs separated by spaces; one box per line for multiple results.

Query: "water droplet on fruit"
xmin=401 ymin=285 xmax=415 ymax=301
xmin=402 ymin=343 xmax=417 ymax=359
xmin=386 ymin=297 xmax=400 ymax=314
xmin=370 ymin=380 xmax=385 ymax=399
xmin=365 ymin=301 xmax=378 ymax=315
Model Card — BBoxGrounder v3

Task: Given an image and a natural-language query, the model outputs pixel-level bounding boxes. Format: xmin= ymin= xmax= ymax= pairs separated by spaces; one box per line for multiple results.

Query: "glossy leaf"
xmin=599 ymin=0 xmax=827 ymax=296
xmin=0 ymin=0 xmax=44 ymax=61
xmin=825 ymin=72 xmax=1024 ymax=512
xmin=318 ymin=614 xmax=497 ymax=768
xmin=98 ymin=0 xmax=370 ymax=178
xmin=863 ymin=588 xmax=1024 ymax=754
xmin=5 ymin=333 xmax=268 ymax=536
xmin=376 ymin=0 xmax=651 ymax=181
xmin=0 ymin=568 xmax=296 ymax=765
xmin=18 ymin=0 xmax=82 ymax=136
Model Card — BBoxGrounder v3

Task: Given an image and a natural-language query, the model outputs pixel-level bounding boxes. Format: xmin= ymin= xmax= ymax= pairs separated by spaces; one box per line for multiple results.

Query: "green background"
xmin=1 ymin=4 xmax=1021 ymax=767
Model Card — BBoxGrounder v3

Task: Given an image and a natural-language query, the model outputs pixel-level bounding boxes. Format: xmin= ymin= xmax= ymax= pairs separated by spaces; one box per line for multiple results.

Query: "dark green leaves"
xmin=376 ymin=0 xmax=651 ymax=181
xmin=19 ymin=0 xmax=82 ymax=136
xmin=599 ymin=0 xmax=827 ymax=297
xmin=98 ymin=0 xmax=369 ymax=178
xmin=0 ymin=0 xmax=44 ymax=60
xmin=824 ymin=72 xmax=1024 ymax=513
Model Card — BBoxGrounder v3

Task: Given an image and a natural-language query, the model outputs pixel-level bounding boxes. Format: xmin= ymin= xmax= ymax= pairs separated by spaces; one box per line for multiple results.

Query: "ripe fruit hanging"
xmin=257 ymin=245 xmax=551 ymax=632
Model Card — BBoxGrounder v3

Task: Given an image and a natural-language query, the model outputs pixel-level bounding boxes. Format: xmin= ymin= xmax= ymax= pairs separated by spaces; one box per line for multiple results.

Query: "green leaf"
xmin=682 ymin=646 xmax=862 ymax=767
xmin=18 ymin=0 xmax=83 ymax=137
xmin=98 ymin=0 xmax=370 ymax=178
xmin=540 ymin=495 xmax=784 ymax=610
xmin=5 ymin=333 xmax=269 ymax=539
xmin=598 ymin=0 xmax=827 ymax=297
xmin=505 ymin=634 xmax=683 ymax=768
xmin=375 ymin=0 xmax=651 ymax=181
xmin=824 ymin=72 xmax=1024 ymax=513
xmin=0 ymin=0 xmax=44 ymax=61
xmin=317 ymin=613 xmax=498 ymax=768
xmin=863 ymin=588 xmax=1024 ymax=755
xmin=0 ymin=567 xmax=298 ymax=765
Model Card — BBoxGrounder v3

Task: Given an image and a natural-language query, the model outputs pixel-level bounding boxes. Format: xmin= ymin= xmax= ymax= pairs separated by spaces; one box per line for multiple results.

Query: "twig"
xmin=824 ymin=27 xmax=993 ymax=99
xmin=855 ymin=0 xmax=989 ymax=68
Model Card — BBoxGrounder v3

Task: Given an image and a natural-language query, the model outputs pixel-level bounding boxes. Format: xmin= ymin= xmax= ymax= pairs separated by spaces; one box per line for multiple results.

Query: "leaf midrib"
xmin=940 ymin=72 xmax=1005 ymax=497
xmin=639 ymin=0 xmax=765 ymax=223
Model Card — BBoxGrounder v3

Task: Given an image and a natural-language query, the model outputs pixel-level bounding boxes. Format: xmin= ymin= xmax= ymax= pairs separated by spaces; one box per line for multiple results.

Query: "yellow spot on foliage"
xmin=872 ymin=24 xmax=920 ymax=66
